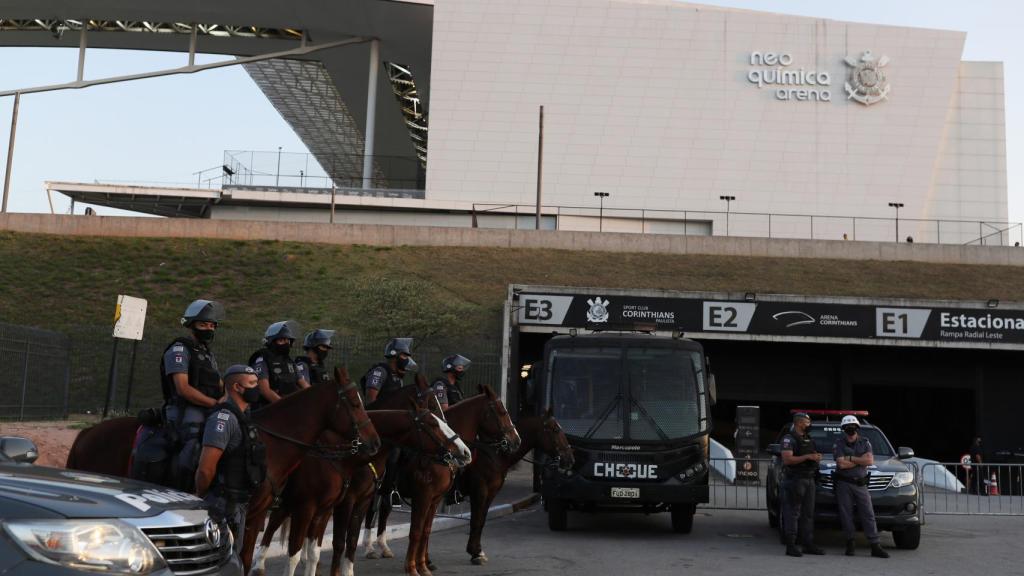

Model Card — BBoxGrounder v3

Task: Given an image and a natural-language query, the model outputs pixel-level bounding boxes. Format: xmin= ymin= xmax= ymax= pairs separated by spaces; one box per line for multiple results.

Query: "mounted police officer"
xmin=833 ymin=415 xmax=889 ymax=558
xmin=361 ymin=337 xmax=417 ymax=404
xmin=432 ymin=354 xmax=471 ymax=410
xmin=296 ymin=329 xmax=335 ymax=387
xmin=780 ymin=412 xmax=825 ymax=557
xmin=160 ymin=299 xmax=225 ymax=492
xmin=194 ymin=365 xmax=267 ymax=555
xmin=250 ymin=321 xmax=309 ymax=406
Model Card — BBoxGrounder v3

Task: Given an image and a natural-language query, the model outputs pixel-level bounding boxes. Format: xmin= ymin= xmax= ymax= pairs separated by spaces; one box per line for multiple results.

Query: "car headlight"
xmin=890 ymin=471 xmax=914 ymax=488
xmin=3 ymin=519 xmax=166 ymax=574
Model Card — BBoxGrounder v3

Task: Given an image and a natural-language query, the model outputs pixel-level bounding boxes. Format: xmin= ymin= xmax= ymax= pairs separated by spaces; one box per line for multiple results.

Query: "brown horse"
xmin=249 ymin=375 xmax=439 ymax=576
xmin=370 ymin=386 xmax=520 ymax=576
xmin=66 ymin=415 xmax=138 ymax=476
xmin=463 ymin=409 xmax=574 ymax=565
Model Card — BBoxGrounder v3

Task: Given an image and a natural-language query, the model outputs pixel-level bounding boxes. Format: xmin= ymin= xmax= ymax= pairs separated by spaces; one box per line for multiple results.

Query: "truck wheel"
xmin=671 ymin=504 xmax=695 ymax=534
xmin=892 ymin=525 xmax=921 ymax=550
xmin=547 ymin=498 xmax=568 ymax=531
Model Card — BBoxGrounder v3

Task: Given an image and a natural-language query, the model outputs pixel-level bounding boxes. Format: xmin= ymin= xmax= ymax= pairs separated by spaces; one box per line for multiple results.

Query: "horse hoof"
xmin=366 ymin=550 xmax=381 ymax=560
xmin=418 ymin=566 xmax=433 ymax=576
xmin=471 ymin=553 xmax=488 ymax=565
xmin=381 ymin=547 xmax=395 ymax=559
xmin=427 ymin=561 xmax=437 ymax=571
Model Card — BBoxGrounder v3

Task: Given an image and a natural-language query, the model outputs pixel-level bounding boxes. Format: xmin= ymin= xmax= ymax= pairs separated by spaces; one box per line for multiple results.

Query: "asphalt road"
xmin=267 ymin=507 xmax=1024 ymax=576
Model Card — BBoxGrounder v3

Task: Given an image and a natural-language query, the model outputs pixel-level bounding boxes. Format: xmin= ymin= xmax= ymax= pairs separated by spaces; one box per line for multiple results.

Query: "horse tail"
xmin=279 ymin=517 xmax=290 ymax=548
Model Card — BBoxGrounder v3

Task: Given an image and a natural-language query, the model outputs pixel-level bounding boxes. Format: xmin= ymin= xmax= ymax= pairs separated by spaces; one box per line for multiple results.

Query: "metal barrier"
xmin=0 ymin=322 xmax=70 ymax=420
xmin=920 ymin=462 xmax=1024 ymax=516
xmin=701 ymin=457 xmax=773 ymax=511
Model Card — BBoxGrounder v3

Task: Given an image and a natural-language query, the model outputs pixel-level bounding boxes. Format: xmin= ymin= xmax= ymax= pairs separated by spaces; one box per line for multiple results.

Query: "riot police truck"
xmin=506 ymin=285 xmax=715 ymax=533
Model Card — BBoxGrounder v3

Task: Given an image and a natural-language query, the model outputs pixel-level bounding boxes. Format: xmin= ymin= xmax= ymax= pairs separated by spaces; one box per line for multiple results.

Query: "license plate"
xmin=610 ymin=487 xmax=639 ymax=499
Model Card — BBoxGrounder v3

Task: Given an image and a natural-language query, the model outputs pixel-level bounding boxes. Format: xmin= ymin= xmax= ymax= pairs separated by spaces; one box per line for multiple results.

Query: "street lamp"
xmin=888 ymin=202 xmax=904 ymax=242
xmin=275 ymin=146 xmax=283 ymax=187
xmin=594 ymin=192 xmax=610 ymax=232
xmin=720 ymin=195 xmax=736 ymax=236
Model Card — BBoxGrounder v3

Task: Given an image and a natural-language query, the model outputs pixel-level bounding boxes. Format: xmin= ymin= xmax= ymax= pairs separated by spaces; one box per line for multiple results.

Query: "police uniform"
xmin=161 ymin=337 xmax=222 ymax=492
xmin=361 ymin=362 xmax=405 ymax=401
xmin=781 ymin=427 xmax=819 ymax=549
xmin=295 ymin=356 xmax=330 ymax=386
xmin=201 ymin=397 xmax=266 ymax=554
xmin=250 ymin=348 xmax=301 ymax=401
xmin=832 ymin=435 xmax=881 ymax=545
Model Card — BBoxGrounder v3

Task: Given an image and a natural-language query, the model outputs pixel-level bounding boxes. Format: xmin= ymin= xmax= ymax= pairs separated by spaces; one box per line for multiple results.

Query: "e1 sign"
xmin=113 ymin=295 xmax=148 ymax=341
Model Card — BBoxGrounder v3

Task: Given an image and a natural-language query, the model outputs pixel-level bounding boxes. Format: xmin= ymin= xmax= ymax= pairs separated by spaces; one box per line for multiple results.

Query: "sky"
xmin=0 ymin=0 xmax=1020 ymax=221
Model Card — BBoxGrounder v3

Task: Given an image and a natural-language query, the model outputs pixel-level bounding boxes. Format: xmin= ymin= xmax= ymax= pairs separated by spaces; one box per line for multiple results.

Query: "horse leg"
xmin=468 ymin=474 xmax=505 ymax=565
xmin=362 ymin=493 xmax=381 ymax=559
xmin=251 ymin=505 xmax=289 ymax=576
xmin=285 ymin=504 xmax=315 ymax=576
xmin=417 ymin=491 xmax=444 ymax=576
xmin=330 ymin=498 xmax=355 ymax=576
xmin=375 ymin=493 xmax=395 ymax=559
xmin=304 ymin=510 xmax=331 ymax=576
xmin=405 ymin=492 xmax=426 ymax=576
xmin=343 ymin=497 xmax=372 ymax=576
xmin=242 ymin=506 xmax=270 ymax=576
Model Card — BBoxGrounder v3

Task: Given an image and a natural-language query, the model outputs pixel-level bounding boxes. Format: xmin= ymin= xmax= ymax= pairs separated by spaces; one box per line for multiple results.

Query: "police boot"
xmin=801 ymin=543 xmax=826 ymax=555
xmin=870 ymin=543 xmax=890 ymax=559
xmin=845 ymin=539 xmax=856 ymax=556
xmin=785 ymin=537 xmax=802 ymax=558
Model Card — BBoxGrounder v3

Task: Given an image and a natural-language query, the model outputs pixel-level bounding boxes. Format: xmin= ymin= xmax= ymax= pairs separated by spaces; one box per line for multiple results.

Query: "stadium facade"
xmin=3 ymin=0 xmax=1008 ymax=243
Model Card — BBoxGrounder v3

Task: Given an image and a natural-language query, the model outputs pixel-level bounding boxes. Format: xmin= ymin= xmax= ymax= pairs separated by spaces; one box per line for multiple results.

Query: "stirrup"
xmin=389 ymin=490 xmax=402 ymax=507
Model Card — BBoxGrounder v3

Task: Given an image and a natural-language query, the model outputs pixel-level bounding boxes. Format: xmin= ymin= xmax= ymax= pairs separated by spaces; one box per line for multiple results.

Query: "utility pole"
xmin=536 ymin=105 xmax=544 ymax=230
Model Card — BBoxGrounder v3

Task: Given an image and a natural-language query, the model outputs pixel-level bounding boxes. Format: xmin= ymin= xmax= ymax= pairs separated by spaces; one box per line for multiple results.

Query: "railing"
xmin=920 ymin=462 xmax=1024 ymax=516
xmin=0 ymin=323 xmax=70 ymax=421
xmin=702 ymin=457 xmax=772 ymax=510
xmin=217 ymin=150 xmax=425 ymax=191
xmin=471 ymin=203 xmax=1024 ymax=246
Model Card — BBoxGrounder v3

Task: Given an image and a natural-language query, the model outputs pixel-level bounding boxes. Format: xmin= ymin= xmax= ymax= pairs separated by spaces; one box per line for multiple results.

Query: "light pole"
xmin=275 ymin=146 xmax=282 ymax=187
xmin=720 ymin=195 xmax=736 ymax=236
xmin=594 ymin=192 xmax=610 ymax=232
xmin=888 ymin=202 xmax=904 ymax=242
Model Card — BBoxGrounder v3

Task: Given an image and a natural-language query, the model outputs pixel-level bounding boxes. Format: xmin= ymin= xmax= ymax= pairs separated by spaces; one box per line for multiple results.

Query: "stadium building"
xmin=3 ymin=1 xmax=1009 ymax=243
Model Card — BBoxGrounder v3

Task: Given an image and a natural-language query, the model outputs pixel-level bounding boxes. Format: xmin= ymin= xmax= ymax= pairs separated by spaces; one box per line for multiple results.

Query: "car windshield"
xmin=548 ymin=345 xmax=706 ymax=441
xmin=808 ymin=425 xmax=894 ymax=458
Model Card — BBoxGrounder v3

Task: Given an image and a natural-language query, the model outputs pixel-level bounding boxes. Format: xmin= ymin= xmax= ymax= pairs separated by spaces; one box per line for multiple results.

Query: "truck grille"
xmin=135 ymin=512 xmax=231 ymax=575
xmin=819 ymin=473 xmax=894 ymax=492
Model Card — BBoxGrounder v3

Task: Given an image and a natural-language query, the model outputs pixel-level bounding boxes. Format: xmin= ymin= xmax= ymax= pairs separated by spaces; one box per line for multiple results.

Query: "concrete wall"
xmin=425 ymin=0 xmax=1007 ymax=240
xmin=4 ymin=213 xmax=1024 ymax=267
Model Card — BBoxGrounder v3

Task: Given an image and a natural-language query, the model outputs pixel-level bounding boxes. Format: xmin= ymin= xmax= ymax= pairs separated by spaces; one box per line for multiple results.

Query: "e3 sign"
xmin=518 ymin=295 xmax=573 ymax=325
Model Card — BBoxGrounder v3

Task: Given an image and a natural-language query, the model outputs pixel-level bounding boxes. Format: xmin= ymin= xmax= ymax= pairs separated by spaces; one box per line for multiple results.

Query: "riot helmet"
xmin=303 ymin=329 xmax=335 ymax=350
xmin=383 ymin=338 xmax=413 ymax=358
xmin=180 ymin=299 xmax=224 ymax=328
xmin=264 ymin=320 xmax=300 ymax=344
xmin=841 ymin=414 xmax=860 ymax=436
xmin=442 ymin=354 xmax=471 ymax=380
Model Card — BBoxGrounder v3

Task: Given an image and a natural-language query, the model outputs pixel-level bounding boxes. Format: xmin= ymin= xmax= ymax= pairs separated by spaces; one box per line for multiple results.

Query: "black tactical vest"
xmin=160 ymin=337 xmax=222 ymax=407
xmin=213 ymin=401 xmax=267 ymax=501
xmin=784 ymin=432 xmax=819 ymax=478
xmin=360 ymin=362 xmax=404 ymax=398
xmin=297 ymin=356 xmax=330 ymax=386
xmin=250 ymin=348 xmax=300 ymax=397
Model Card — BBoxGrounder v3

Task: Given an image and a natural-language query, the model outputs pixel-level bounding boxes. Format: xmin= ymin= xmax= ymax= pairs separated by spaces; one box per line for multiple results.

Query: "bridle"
xmin=253 ymin=380 xmax=374 ymax=458
xmin=475 ymin=398 xmax=519 ymax=455
xmin=409 ymin=408 xmax=465 ymax=471
xmin=542 ymin=415 xmax=573 ymax=471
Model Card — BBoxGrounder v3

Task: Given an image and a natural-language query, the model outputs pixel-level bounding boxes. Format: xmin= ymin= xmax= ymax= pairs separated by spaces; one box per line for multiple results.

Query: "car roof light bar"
xmin=790 ymin=409 xmax=870 ymax=417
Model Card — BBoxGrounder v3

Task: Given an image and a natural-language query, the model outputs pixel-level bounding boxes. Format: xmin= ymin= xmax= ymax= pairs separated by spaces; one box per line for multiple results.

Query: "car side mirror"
xmin=897 ymin=446 xmax=915 ymax=460
xmin=767 ymin=443 xmax=780 ymax=456
xmin=0 ymin=436 xmax=39 ymax=464
xmin=708 ymin=373 xmax=718 ymax=406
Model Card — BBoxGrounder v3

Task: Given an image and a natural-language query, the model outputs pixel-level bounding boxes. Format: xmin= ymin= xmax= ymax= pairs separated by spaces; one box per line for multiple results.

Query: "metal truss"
xmin=0 ymin=19 xmax=303 ymax=40
xmin=384 ymin=62 xmax=427 ymax=166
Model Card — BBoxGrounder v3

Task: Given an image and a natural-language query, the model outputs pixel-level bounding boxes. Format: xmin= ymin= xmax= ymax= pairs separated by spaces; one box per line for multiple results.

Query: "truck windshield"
xmin=548 ymin=346 xmax=706 ymax=441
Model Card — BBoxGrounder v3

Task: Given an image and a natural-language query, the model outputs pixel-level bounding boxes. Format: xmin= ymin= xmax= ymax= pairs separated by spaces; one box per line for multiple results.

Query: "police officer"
xmin=296 ymin=329 xmax=335 ymax=386
xmin=432 ymin=354 xmax=471 ymax=410
xmin=833 ymin=415 xmax=889 ymax=558
xmin=160 ymin=299 xmax=225 ymax=492
xmin=361 ymin=337 xmax=417 ymax=403
xmin=250 ymin=321 xmax=309 ymax=406
xmin=194 ymin=365 xmax=267 ymax=555
xmin=780 ymin=412 xmax=825 ymax=557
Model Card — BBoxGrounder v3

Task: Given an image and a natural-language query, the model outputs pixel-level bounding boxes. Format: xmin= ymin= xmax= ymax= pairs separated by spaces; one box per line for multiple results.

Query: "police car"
xmin=765 ymin=411 xmax=922 ymax=550
xmin=0 ymin=436 xmax=241 ymax=575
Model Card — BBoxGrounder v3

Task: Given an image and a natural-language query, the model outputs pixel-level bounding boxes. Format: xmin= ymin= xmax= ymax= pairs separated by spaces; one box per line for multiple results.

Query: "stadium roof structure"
xmin=0 ymin=1 xmax=435 ymax=196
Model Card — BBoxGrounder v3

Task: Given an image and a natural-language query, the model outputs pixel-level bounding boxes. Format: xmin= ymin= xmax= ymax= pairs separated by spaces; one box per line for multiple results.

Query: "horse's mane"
xmin=252 ymin=377 xmax=337 ymax=423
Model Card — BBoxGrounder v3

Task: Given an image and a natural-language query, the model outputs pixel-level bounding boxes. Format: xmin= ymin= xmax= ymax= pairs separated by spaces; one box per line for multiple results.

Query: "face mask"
xmin=270 ymin=342 xmax=291 ymax=356
xmin=316 ymin=348 xmax=330 ymax=362
xmin=843 ymin=427 xmax=858 ymax=437
xmin=240 ymin=386 xmax=262 ymax=404
xmin=453 ymin=370 xmax=465 ymax=381
xmin=397 ymin=356 xmax=416 ymax=373
xmin=193 ymin=328 xmax=215 ymax=344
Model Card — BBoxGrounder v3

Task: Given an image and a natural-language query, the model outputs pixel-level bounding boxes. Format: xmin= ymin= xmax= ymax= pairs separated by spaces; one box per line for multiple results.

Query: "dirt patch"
xmin=0 ymin=419 xmax=94 ymax=468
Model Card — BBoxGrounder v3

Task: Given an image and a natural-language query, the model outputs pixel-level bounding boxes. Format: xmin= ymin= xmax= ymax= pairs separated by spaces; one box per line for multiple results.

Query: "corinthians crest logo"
xmin=844 ymin=50 xmax=890 ymax=106
xmin=586 ymin=297 xmax=610 ymax=323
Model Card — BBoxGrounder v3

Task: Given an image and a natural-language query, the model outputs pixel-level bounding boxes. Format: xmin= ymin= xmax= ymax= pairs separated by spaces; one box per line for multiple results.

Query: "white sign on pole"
xmin=113 ymin=295 xmax=148 ymax=341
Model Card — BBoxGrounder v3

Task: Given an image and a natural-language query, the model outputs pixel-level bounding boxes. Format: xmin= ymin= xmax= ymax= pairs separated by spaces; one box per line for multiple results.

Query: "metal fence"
xmin=0 ymin=322 xmax=70 ymax=420
xmin=920 ymin=462 xmax=1024 ymax=516
xmin=702 ymin=457 xmax=772 ymax=510
xmin=2 ymin=323 xmax=502 ymax=420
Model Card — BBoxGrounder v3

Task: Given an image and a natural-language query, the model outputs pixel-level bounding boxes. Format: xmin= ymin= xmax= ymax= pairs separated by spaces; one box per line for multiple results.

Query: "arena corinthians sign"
xmin=747 ymin=51 xmax=832 ymax=101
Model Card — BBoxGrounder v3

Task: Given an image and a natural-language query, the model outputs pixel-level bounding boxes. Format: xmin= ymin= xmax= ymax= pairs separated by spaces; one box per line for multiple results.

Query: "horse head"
xmin=332 ymin=366 xmax=381 ymax=456
xmin=408 ymin=397 xmax=472 ymax=468
xmin=540 ymin=408 xmax=574 ymax=471
xmin=416 ymin=373 xmax=444 ymax=416
xmin=477 ymin=384 xmax=521 ymax=453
